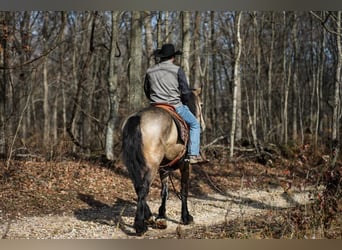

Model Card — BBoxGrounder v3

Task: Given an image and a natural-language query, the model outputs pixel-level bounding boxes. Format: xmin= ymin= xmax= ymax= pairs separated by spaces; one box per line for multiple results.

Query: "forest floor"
xmin=0 ymin=145 xmax=341 ymax=239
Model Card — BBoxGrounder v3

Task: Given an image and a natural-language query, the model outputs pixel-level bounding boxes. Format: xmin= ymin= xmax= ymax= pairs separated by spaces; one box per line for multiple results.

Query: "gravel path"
xmin=1 ymin=186 xmax=318 ymax=239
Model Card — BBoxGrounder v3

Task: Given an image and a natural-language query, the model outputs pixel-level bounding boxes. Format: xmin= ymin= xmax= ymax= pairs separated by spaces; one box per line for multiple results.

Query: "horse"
xmin=121 ymin=89 xmax=205 ymax=236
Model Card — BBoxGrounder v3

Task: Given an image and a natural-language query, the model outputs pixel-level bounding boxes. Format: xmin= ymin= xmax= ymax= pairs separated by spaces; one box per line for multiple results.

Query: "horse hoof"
xmin=134 ymin=222 xmax=148 ymax=236
xmin=154 ymin=218 xmax=167 ymax=229
xmin=182 ymin=214 xmax=194 ymax=225
xmin=135 ymin=227 xmax=148 ymax=236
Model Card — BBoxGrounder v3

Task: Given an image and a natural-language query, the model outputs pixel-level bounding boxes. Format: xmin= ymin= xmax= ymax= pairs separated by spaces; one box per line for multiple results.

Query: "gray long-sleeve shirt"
xmin=144 ymin=59 xmax=191 ymax=108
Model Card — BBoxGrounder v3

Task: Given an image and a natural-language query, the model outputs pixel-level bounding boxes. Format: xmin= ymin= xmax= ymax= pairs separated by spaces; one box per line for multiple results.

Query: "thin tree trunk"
xmin=252 ymin=11 xmax=261 ymax=142
xmin=210 ymin=11 xmax=218 ymax=136
xmin=181 ymin=11 xmax=191 ymax=84
xmin=105 ymin=11 xmax=120 ymax=160
xmin=333 ymin=11 xmax=341 ymax=141
xmin=19 ymin=11 xmax=31 ymax=141
xmin=315 ymin=18 xmax=325 ymax=146
xmin=53 ymin=12 xmax=66 ymax=144
xmin=230 ymin=11 xmax=242 ymax=158
xmin=42 ymin=12 xmax=50 ymax=148
xmin=292 ymin=12 xmax=298 ymax=142
xmin=282 ymin=11 xmax=289 ymax=145
xmin=157 ymin=12 xmax=162 ymax=48
xmin=193 ymin=11 xmax=201 ymax=89
xmin=165 ymin=11 xmax=169 ymax=43
xmin=0 ymin=12 xmax=9 ymax=156
xmin=267 ymin=12 xmax=275 ymax=140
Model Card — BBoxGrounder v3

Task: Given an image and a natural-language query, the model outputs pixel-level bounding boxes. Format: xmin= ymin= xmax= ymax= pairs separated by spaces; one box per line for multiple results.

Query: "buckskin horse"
xmin=121 ymin=89 xmax=205 ymax=236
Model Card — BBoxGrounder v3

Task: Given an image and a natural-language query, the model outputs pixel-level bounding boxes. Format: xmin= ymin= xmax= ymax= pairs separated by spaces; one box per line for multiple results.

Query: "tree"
xmin=129 ymin=11 xmax=143 ymax=111
xmin=42 ymin=11 xmax=50 ymax=148
xmin=181 ymin=11 xmax=191 ymax=83
xmin=192 ymin=11 xmax=201 ymax=89
xmin=144 ymin=11 xmax=154 ymax=67
xmin=333 ymin=11 xmax=341 ymax=142
xmin=0 ymin=12 xmax=10 ymax=156
xmin=230 ymin=11 xmax=242 ymax=158
xmin=105 ymin=11 xmax=121 ymax=160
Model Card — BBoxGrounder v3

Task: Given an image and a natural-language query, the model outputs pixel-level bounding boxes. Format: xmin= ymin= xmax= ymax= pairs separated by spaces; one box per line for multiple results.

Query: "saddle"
xmin=153 ymin=103 xmax=189 ymax=168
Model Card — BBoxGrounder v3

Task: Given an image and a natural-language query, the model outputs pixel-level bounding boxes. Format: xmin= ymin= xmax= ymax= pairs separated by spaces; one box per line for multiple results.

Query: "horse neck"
xmin=187 ymin=93 xmax=206 ymax=131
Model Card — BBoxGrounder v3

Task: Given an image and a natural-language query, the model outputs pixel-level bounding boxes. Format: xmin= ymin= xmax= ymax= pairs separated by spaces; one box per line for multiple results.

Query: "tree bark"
xmin=129 ymin=11 xmax=143 ymax=111
xmin=282 ymin=11 xmax=290 ymax=145
xmin=144 ymin=11 xmax=154 ymax=67
xmin=267 ymin=12 xmax=275 ymax=140
xmin=210 ymin=11 xmax=218 ymax=136
xmin=332 ymin=11 xmax=341 ymax=141
xmin=230 ymin=11 xmax=242 ymax=158
xmin=105 ymin=11 xmax=120 ymax=160
xmin=0 ymin=12 xmax=9 ymax=156
xmin=292 ymin=12 xmax=299 ymax=142
xmin=181 ymin=11 xmax=191 ymax=84
xmin=193 ymin=11 xmax=201 ymax=89
xmin=42 ymin=11 xmax=50 ymax=148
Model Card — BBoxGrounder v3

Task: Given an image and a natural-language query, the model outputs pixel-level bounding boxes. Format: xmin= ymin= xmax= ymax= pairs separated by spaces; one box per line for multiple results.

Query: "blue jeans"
xmin=176 ymin=105 xmax=200 ymax=156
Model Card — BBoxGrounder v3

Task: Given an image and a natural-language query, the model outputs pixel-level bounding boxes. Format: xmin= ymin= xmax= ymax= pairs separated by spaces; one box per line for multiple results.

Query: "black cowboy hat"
xmin=154 ymin=44 xmax=182 ymax=58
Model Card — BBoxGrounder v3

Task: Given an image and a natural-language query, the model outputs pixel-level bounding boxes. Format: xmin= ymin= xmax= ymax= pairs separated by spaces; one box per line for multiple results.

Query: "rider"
xmin=144 ymin=43 xmax=206 ymax=164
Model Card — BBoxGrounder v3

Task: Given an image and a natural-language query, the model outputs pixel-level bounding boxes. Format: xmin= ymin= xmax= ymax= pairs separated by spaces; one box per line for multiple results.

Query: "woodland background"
xmin=0 ymin=11 xmax=341 ymax=161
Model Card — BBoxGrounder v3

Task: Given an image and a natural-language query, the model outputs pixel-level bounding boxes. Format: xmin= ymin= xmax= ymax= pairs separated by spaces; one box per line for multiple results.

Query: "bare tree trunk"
xmin=230 ymin=11 xmax=242 ymax=158
xmin=18 ymin=11 xmax=31 ymax=141
xmin=315 ymin=16 xmax=325 ymax=146
xmin=165 ymin=11 xmax=169 ymax=43
xmin=42 ymin=12 xmax=50 ymax=148
xmin=181 ymin=11 xmax=191 ymax=84
xmin=0 ymin=12 xmax=9 ymax=156
xmin=267 ymin=12 xmax=275 ymax=140
xmin=53 ymin=12 xmax=66 ymax=144
xmin=129 ymin=11 xmax=143 ymax=111
xmin=252 ymin=12 xmax=261 ymax=141
xmin=144 ymin=11 xmax=154 ymax=67
xmin=282 ymin=11 xmax=289 ymax=145
xmin=292 ymin=12 xmax=299 ymax=142
xmin=333 ymin=11 xmax=341 ymax=141
xmin=235 ymin=13 xmax=242 ymax=142
xmin=308 ymin=15 xmax=316 ymax=144
xmin=332 ymin=11 xmax=342 ymax=140
xmin=105 ymin=11 xmax=120 ymax=160
xmin=210 ymin=11 xmax=218 ymax=136
xmin=193 ymin=11 xmax=201 ymax=89
xmin=157 ymin=12 xmax=162 ymax=48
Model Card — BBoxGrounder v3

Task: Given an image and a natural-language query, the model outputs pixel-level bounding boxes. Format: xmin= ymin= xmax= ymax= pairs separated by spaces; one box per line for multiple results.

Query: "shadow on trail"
xmin=190 ymin=165 xmax=302 ymax=211
xmin=74 ymin=193 xmax=182 ymax=236
xmin=74 ymin=193 xmax=137 ymax=236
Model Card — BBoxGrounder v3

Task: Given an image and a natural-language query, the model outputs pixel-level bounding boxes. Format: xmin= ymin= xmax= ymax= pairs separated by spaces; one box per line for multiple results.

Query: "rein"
xmin=169 ymin=172 xmax=183 ymax=200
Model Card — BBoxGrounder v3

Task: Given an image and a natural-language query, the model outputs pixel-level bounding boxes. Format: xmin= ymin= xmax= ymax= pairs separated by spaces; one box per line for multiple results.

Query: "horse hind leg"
xmin=155 ymin=169 xmax=169 ymax=229
xmin=133 ymin=171 xmax=153 ymax=236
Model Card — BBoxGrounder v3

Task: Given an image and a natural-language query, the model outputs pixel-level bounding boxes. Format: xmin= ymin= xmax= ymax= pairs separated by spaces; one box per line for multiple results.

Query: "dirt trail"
xmin=1 ymin=186 xmax=316 ymax=239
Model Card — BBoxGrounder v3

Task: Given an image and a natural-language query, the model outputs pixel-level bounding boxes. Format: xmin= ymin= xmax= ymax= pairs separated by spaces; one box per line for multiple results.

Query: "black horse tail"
xmin=122 ymin=115 xmax=146 ymax=191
